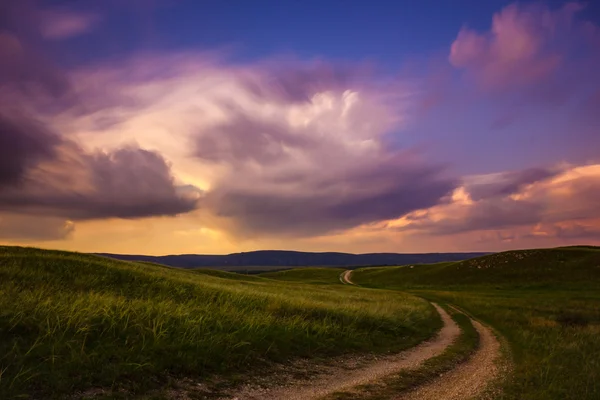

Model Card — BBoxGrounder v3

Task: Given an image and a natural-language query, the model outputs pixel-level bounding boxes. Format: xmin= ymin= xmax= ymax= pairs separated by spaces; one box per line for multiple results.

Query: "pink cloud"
xmin=395 ymin=164 xmax=600 ymax=239
xmin=39 ymin=9 xmax=101 ymax=40
xmin=449 ymin=2 xmax=590 ymax=89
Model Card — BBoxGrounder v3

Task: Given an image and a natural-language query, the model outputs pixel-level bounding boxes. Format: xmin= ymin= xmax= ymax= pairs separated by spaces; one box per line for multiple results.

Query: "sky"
xmin=1 ymin=0 xmax=599 ymax=255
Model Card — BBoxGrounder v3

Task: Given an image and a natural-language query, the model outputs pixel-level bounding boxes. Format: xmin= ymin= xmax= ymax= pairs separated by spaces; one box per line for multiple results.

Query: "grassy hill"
xmin=354 ymin=247 xmax=600 ymax=289
xmin=0 ymin=246 xmax=439 ymax=399
xmin=260 ymin=267 xmax=345 ymax=284
xmin=352 ymin=246 xmax=600 ymax=399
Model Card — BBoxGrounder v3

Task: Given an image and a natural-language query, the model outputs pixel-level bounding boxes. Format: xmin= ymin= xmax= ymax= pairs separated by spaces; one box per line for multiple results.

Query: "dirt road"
xmin=223 ymin=270 xmax=503 ymax=400
xmin=340 ymin=269 xmax=354 ymax=285
xmin=225 ymin=303 xmax=459 ymax=400
xmin=395 ymin=317 xmax=501 ymax=400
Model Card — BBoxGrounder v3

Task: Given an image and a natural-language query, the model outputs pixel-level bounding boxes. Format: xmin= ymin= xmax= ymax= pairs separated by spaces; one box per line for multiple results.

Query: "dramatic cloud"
xmin=1 ymin=1 xmax=598 ymax=251
xmin=449 ymin=2 xmax=592 ymax=90
xmin=0 ymin=112 xmax=60 ymax=186
xmin=57 ymin=54 xmax=456 ymax=237
xmin=402 ymin=198 xmax=544 ymax=235
xmin=196 ymin=96 xmax=456 ymax=236
xmin=0 ymin=113 xmax=200 ymax=222
xmin=395 ymin=164 xmax=600 ymax=238
xmin=412 ymin=1 xmax=600 ymax=177
xmin=204 ymin=157 xmax=455 ymax=236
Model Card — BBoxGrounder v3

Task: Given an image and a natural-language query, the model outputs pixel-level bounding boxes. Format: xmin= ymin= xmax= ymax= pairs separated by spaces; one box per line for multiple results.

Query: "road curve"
xmin=224 ymin=270 xmax=503 ymax=400
xmin=394 ymin=317 xmax=501 ymax=400
xmin=225 ymin=303 xmax=460 ymax=400
xmin=339 ymin=269 xmax=355 ymax=285
xmin=344 ymin=269 xmax=503 ymax=400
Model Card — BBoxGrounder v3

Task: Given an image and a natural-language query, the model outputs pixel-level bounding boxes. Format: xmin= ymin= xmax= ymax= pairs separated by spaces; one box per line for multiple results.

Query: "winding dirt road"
xmin=226 ymin=303 xmax=459 ymax=400
xmin=340 ymin=269 xmax=355 ymax=285
xmin=224 ymin=270 xmax=503 ymax=400
xmin=395 ymin=318 xmax=501 ymax=400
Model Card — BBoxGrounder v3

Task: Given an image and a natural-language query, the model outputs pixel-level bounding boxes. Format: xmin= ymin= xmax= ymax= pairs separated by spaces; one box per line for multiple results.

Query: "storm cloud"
xmin=0 ymin=114 xmax=200 ymax=222
xmin=0 ymin=112 xmax=61 ymax=186
xmin=188 ymin=68 xmax=457 ymax=237
xmin=204 ymin=157 xmax=456 ymax=236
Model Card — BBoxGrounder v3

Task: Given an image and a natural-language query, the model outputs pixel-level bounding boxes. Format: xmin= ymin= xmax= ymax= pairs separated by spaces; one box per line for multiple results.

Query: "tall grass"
xmin=353 ymin=247 xmax=600 ymax=400
xmin=0 ymin=246 xmax=438 ymax=398
xmin=355 ymin=247 xmax=600 ymax=289
xmin=416 ymin=290 xmax=600 ymax=400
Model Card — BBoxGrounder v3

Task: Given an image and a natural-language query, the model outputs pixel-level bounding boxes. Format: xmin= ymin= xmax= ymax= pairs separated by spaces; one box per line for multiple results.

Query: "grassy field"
xmin=353 ymin=246 xmax=600 ymax=400
xmin=260 ymin=267 xmax=345 ymax=284
xmin=354 ymin=247 xmax=600 ymax=289
xmin=0 ymin=246 xmax=439 ymax=399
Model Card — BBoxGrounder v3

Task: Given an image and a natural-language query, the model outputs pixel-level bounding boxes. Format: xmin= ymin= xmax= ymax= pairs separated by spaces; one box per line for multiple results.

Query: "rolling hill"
xmin=353 ymin=246 xmax=600 ymax=289
xmin=351 ymin=246 xmax=600 ymax=399
xmin=0 ymin=245 xmax=438 ymax=399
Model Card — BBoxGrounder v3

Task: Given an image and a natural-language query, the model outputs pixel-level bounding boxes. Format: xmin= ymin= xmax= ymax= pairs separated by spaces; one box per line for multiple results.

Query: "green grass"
xmin=412 ymin=290 xmax=600 ymax=400
xmin=189 ymin=268 xmax=263 ymax=281
xmin=326 ymin=306 xmax=480 ymax=400
xmin=0 ymin=246 xmax=439 ymax=399
xmin=353 ymin=246 xmax=600 ymax=400
xmin=354 ymin=247 xmax=600 ymax=290
xmin=260 ymin=267 xmax=345 ymax=284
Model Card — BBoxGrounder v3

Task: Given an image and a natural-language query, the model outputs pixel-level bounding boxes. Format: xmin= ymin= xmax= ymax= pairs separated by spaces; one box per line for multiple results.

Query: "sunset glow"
xmin=1 ymin=0 xmax=599 ymax=254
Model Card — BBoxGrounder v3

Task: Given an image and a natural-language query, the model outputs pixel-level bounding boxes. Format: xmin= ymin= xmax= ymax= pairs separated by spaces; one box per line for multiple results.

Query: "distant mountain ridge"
xmin=95 ymin=250 xmax=490 ymax=269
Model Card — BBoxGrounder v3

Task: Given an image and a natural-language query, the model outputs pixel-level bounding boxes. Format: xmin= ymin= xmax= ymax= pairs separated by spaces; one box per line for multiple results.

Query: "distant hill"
xmin=95 ymin=250 xmax=489 ymax=269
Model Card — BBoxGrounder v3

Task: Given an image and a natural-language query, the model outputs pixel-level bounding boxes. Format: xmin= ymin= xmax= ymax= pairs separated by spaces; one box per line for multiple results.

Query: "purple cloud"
xmin=0 ymin=113 xmax=200 ymax=221
xmin=398 ymin=165 xmax=600 ymax=236
xmin=449 ymin=2 xmax=588 ymax=90
xmin=63 ymin=55 xmax=455 ymax=238
xmin=0 ymin=112 xmax=60 ymax=186
xmin=205 ymin=158 xmax=455 ymax=236
xmin=464 ymin=167 xmax=560 ymax=201
xmin=193 ymin=75 xmax=457 ymax=236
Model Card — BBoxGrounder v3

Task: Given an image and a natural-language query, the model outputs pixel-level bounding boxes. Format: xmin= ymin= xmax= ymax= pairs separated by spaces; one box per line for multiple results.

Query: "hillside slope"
xmin=354 ymin=247 xmax=600 ymax=289
xmin=352 ymin=246 xmax=600 ymax=399
xmin=0 ymin=246 xmax=438 ymax=399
